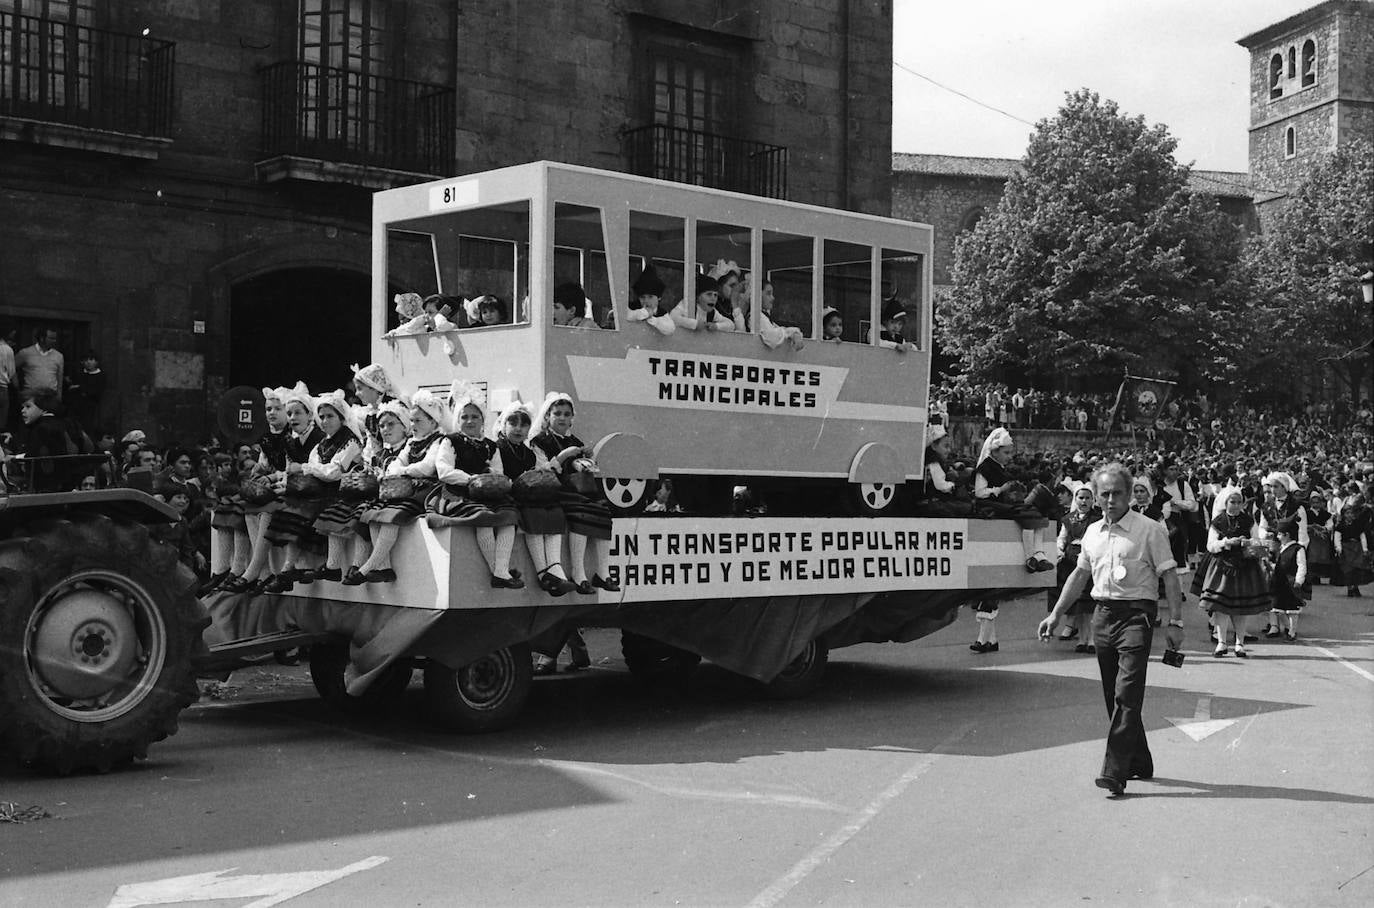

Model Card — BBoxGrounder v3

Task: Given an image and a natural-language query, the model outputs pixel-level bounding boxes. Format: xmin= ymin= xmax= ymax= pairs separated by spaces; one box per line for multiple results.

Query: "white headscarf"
xmin=448 ymin=380 xmax=485 ymax=435
xmin=1133 ymin=475 xmax=1155 ymax=499
xmin=280 ymin=381 xmax=316 ymax=424
xmin=313 ymin=389 xmax=358 ymax=436
xmin=409 ymin=389 xmax=448 ymax=434
xmin=925 ymin=423 xmax=947 ymax=447
xmin=1263 ymin=471 xmax=1297 ymax=495
xmin=535 ymin=391 xmax=575 ymax=433
xmin=495 ymin=399 xmax=535 ymax=439
xmin=978 ymin=427 xmax=1013 ymax=465
xmin=351 ymin=362 xmax=395 ymax=397
xmin=1212 ymin=485 xmax=1244 ymax=521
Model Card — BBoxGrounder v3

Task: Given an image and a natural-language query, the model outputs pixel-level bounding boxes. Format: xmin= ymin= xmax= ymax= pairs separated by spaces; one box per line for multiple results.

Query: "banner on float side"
xmin=605 ymin=517 xmax=1028 ymax=603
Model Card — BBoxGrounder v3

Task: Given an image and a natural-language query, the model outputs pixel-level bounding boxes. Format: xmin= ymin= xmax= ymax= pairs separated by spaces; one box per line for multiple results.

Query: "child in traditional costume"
xmin=1268 ymin=517 xmax=1308 ymax=641
xmin=429 ymin=381 xmax=523 ymax=588
xmin=347 ymin=389 xmax=448 ymax=584
xmin=492 ymin=401 xmax=578 ymax=597
xmin=233 ymin=386 xmax=290 ymax=594
xmin=531 ymin=392 xmax=618 ymax=595
xmin=1056 ymin=482 xmax=1101 ymax=652
xmin=298 ymin=389 xmax=365 ymax=584
xmin=350 ymin=362 xmax=398 ymax=462
xmin=203 ymin=452 xmax=249 ymax=593
xmin=341 ymin=399 xmax=411 ymax=581
xmin=1199 ymin=486 xmax=1271 ymax=658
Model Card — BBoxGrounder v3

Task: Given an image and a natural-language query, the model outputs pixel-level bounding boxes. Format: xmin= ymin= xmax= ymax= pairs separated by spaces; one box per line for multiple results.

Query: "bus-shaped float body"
xmin=372 ymin=161 xmax=933 ymax=517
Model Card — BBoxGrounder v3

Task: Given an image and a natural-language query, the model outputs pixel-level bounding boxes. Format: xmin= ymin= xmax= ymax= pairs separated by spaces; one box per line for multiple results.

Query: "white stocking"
xmin=231 ymin=529 xmax=252 ymax=575
xmin=241 ymin=516 xmax=274 ymax=581
xmin=524 ymin=533 xmax=550 ymax=573
xmin=326 ymin=534 xmax=348 ymax=570
xmin=493 ymin=526 xmax=516 ymax=579
xmin=359 ymin=525 xmax=399 ymax=573
xmin=475 ymin=527 xmax=497 ymax=574
xmin=352 ymin=532 xmax=373 ymax=568
xmin=568 ymin=533 xmax=589 ymax=583
xmin=211 ymin=527 xmax=235 ymax=575
xmin=544 ymin=535 xmax=569 ymax=579
xmin=592 ymin=537 xmax=610 ymax=579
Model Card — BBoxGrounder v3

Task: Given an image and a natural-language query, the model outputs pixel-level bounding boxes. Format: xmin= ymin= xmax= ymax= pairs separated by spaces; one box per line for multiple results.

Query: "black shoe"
xmin=538 ymin=569 xmax=570 ymax=597
xmin=1128 ymin=767 xmax=1153 ymax=781
xmin=490 ymin=573 xmax=526 ymax=589
xmin=298 ymin=569 xmax=318 ymax=586
xmin=574 ymin=580 xmax=595 ymax=595
xmin=970 ymin=641 xmax=987 ymax=653
xmin=199 ymin=570 xmax=232 ymax=595
xmin=263 ymin=573 xmax=295 ymax=594
xmin=1351 ymin=588 xmax=1363 ymax=598
xmin=1025 ymin=555 xmax=1055 ymax=573
xmin=341 ymin=566 xmax=366 ymax=586
xmin=1095 ymin=776 xmax=1126 ymax=796
xmin=1074 ymin=643 xmax=1091 ymax=654
xmin=592 ymin=573 xmax=620 ymax=592
xmin=362 ymin=568 xmax=397 ymax=583
xmin=1244 ymin=633 xmax=1258 ymax=643
xmin=1265 ymin=627 xmax=1281 ymax=638
xmin=315 ymin=566 xmax=343 ymax=583
xmin=533 ymin=658 xmax=557 ymax=675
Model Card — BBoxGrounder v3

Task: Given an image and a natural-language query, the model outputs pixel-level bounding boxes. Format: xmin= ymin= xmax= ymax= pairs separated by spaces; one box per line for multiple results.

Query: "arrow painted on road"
xmin=1165 ymin=696 xmax=1238 ymax=742
xmin=106 ymin=855 xmax=388 ymax=908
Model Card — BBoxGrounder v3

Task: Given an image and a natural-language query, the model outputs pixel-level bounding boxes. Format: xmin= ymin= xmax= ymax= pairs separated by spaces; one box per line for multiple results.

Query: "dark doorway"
xmin=230 ymin=268 xmax=370 ymax=393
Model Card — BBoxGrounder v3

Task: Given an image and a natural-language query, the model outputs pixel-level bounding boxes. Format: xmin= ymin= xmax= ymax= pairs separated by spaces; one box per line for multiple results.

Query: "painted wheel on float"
xmin=602 ymin=477 xmax=654 ymax=516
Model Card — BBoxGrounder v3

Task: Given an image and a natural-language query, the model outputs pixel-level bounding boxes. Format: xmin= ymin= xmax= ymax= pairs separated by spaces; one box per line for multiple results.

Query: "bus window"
xmin=823 ymin=240 xmax=873 ymax=345
xmin=697 ymin=220 xmax=750 ymax=331
xmin=762 ymin=230 xmax=814 ymax=339
xmin=403 ymin=199 xmax=529 ymax=328
xmin=386 ymin=230 xmax=440 ymax=331
xmin=629 ymin=211 xmax=686 ymax=319
xmin=554 ymin=203 xmax=614 ymax=329
xmin=881 ymin=248 xmax=924 ymax=349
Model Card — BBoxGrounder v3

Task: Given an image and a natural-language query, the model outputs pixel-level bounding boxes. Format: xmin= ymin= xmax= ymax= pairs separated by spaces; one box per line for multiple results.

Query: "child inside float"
xmin=821 ymin=307 xmax=844 ymax=343
xmin=295 ymin=389 xmax=365 ymax=585
xmin=427 ymin=380 xmax=523 ymax=589
xmin=338 ymin=398 xmax=411 ymax=583
xmin=233 ymin=385 xmax=291 ymax=594
xmin=264 ymin=386 xmax=360 ymax=593
xmin=625 ymin=266 xmax=676 ymax=336
xmin=492 ymin=400 xmax=578 ymax=597
xmin=346 ymin=389 xmax=448 ymax=584
xmin=671 ymin=274 xmax=728 ymax=333
xmin=531 ymin=392 xmax=619 ymax=595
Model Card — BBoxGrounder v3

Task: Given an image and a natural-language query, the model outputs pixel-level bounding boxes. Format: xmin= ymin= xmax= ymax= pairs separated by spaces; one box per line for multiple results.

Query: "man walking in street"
xmin=1039 ymin=462 xmax=1184 ymax=797
xmin=15 ymin=327 xmax=64 ymax=402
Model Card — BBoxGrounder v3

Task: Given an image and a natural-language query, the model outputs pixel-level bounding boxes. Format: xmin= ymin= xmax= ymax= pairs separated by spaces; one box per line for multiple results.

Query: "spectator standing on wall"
xmin=0 ymin=325 xmax=15 ymax=433
xmin=1011 ymin=387 xmax=1026 ymax=428
xmin=15 ymin=327 xmax=64 ymax=402
xmin=66 ymin=350 xmax=105 ymax=436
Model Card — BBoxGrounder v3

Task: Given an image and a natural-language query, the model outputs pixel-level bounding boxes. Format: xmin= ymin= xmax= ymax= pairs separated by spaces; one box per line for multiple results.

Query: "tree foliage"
xmin=939 ymin=89 xmax=1248 ymax=386
xmin=1242 ymin=138 xmax=1374 ymax=402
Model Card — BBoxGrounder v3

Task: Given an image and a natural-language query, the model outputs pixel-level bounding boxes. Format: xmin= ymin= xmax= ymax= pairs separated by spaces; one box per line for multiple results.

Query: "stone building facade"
xmin=1 ymin=0 xmax=893 ymax=445
xmin=1238 ymin=0 xmax=1374 ymax=223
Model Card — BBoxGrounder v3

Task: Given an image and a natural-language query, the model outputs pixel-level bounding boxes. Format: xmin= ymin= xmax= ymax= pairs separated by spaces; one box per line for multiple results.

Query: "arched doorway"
xmin=230 ymin=268 xmax=371 ymax=393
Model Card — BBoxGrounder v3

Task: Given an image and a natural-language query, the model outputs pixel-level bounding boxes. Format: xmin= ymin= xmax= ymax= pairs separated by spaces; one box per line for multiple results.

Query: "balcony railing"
xmin=259 ymin=60 xmax=454 ymax=177
xmin=622 ymin=123 xmax=787 ymax=199
xmin=0 ymin=11 xmax=175 ymax=137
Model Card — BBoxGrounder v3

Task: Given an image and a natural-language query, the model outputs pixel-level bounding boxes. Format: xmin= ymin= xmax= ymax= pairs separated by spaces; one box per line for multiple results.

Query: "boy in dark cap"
xmin=879 ymin=298 xmax=914 ymax=352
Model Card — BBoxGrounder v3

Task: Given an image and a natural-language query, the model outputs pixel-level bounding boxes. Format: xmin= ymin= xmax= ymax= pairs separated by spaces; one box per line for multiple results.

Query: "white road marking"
xmin=1306 ymin=643 xmax=1374 ymax=683
xmin=1166 ymin=695 xmax=1238 ymax=742
xmin=744 ymin=722 xmax=975 ymax=908
xmin=106 ymin=856 xmax=387 ymax=908
xmin=544 ymin=760 xmax=845 ymax=812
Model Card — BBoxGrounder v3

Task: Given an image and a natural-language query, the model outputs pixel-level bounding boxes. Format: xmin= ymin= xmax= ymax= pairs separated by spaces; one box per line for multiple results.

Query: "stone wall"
xmin=890 ymin=172 xmax=1006 ymax=286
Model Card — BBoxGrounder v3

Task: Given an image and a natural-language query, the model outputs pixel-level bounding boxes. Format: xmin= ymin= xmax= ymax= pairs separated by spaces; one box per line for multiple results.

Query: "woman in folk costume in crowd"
xmin=1302 ymin=487 xmax=1337 ymax=585
xmin=232 ymin=386 xmax=291 ymax=594
xmin=289 ymin=388 xmax=367 ymax=585
xmin=1198 ymin=486 xmax=1271 ymax=658
xmin=265 ymin=387 xmax=360 ymax=593
xmin=1268 ymin=517 xmax=1308 ymax=641
xmin=492 ymin=400 xmax=578 ymax=597
xmin=1130 ymin=474 xmax=1170 ymax=523
xmin=428 ymin=380 xmax=523 ymax=589
xmin=1257 ymin=471 xmax=1307 ymax=635
xmin=531 ymin=392 xmax=619 ymax=595
xmin=335 ymin=399 xmax=410 ymax=583
xmin=1055 ymin=481 xmax=1101 ymax=653
xmin=347 ymin=389 xmax=448 ymax=584
xmin=1333 ymin=486 xmax=1373 ymax=598
xmin=969 ymin=427 xmax=1054 ymax=654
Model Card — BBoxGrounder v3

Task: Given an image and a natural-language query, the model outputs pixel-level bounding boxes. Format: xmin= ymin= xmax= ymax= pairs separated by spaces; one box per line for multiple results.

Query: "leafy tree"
xmin=939 ymin=89 xmax=1249 ymax=388
xmin=1242 ymin=138 xmax=1374 ymax=403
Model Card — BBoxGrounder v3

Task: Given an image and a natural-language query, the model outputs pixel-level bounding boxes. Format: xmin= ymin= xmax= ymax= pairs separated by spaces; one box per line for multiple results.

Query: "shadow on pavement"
xmin=1119 ymin=777 xmax=1374 ymax=804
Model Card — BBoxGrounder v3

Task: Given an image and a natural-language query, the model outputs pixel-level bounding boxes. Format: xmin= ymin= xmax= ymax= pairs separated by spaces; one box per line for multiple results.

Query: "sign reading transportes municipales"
xmin=603 ymin=517 xmax=1012 ymax=603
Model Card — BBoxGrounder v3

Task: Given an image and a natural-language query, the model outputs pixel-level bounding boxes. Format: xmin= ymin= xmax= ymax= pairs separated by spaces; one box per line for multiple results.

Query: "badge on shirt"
xmin=1112 ymin=564 xmax=1127 ymax=581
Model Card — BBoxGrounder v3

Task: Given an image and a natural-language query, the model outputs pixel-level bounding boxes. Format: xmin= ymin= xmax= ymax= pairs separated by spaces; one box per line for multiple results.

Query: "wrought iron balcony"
xmin=259 ymin=60 xmax=454 ymax=180
xmin=622 ymin=123 xmax=787 ymax=199
xmin=0 ymin=11 xmax=174 ymax=139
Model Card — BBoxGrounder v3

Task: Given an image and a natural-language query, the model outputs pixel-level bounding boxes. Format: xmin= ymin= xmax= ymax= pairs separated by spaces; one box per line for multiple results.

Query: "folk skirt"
xmin=426 ymin=485 xmax=519 ymax=528
xmin=1198 ymin=553 xmax=1272 ymax=616
xmin=557 ymin=489 xmax=612 ymax=540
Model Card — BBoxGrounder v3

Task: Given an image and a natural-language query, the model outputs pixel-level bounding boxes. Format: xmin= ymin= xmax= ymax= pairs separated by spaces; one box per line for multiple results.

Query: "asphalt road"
xmin=2 ymin=582 xmax=1371 ymax=908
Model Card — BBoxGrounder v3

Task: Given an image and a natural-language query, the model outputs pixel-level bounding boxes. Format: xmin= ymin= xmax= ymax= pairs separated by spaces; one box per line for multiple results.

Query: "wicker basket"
xmin=512 ymin=469 xmax=561 ymax=504
xmin=239 ymin=475 xmax=277 ymax=505
xmin=285 ymin=473 xmax=330 ymax=498
xmin=339 ymin=472 xmax=380 ymax=501
xmin=379 ymin=475 xmax=416 ymax=501
xmin=468 ymin=473 xmax=514 ymax=504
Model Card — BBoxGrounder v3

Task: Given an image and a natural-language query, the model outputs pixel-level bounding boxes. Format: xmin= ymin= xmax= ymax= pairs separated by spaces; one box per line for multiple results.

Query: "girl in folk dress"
xmin=972 ymin=428 xmax=1055 ymax=572
xmin=1258 ymin=471 xmax=1308 ymax=635
xmin=530 ymin=392 xmax=619 ymax=595
xmin=347 ymin=390 xmax=448 ymax=584
xmin=1199 ymin=487 xmax=1271 ymax=658
xmin=1268 ymin=517 xmax=1308 ymax=641
xmin=492 ymin=401 xmax=578 ymax=597
xmin=350 ymin=362 xmax=399 ymax=462
xmin=1303 ymin=489 xmax=1337 ymax=585
xmin=234 ymin=386 xmax=291 ymax=593
xmin=1055 ymin=483 xmax=1102 ymax=653
xmin=1334 ymin=488 xmax=1373 ymax=597
xmin=428 ymin=381 xmax=523 ymax=589
xmin=266 ymin=387 xmax=360 ymax=592
xmin=299 ymin=389 xmax=366 ymax=584
xmin=203 ymin=453 xmax=249 ymax=593
xmin=339 ymin=400 xmax=410 ymax=582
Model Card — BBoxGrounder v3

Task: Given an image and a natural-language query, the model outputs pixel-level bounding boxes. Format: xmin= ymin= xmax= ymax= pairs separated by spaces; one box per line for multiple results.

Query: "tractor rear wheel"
xmin=0 ymin=515 xmax=207 ymax=773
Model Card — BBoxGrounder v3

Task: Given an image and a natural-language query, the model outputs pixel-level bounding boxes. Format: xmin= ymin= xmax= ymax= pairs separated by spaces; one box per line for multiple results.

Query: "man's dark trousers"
xmin=1092 ymin=601 xmax=1155 ymax=782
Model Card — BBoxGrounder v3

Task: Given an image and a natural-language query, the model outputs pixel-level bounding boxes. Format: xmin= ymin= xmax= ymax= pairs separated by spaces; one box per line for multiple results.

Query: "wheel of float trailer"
xmin=0 ymin=515 xmax=208 ymax=773
xmin=843 ymin=480 xmax=903 ymax=517
xmin=621 ymin=631 xmax=701 ymax=688
xmin=309 ymin=639 xmax=412 ymax=717
xmin=422 ymin=643 xmax=533 ymax=733
xmin=602 ymin=477 xmax=654 ymax=516
xmin=760 ymin=639 xmax=829 ymax=700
